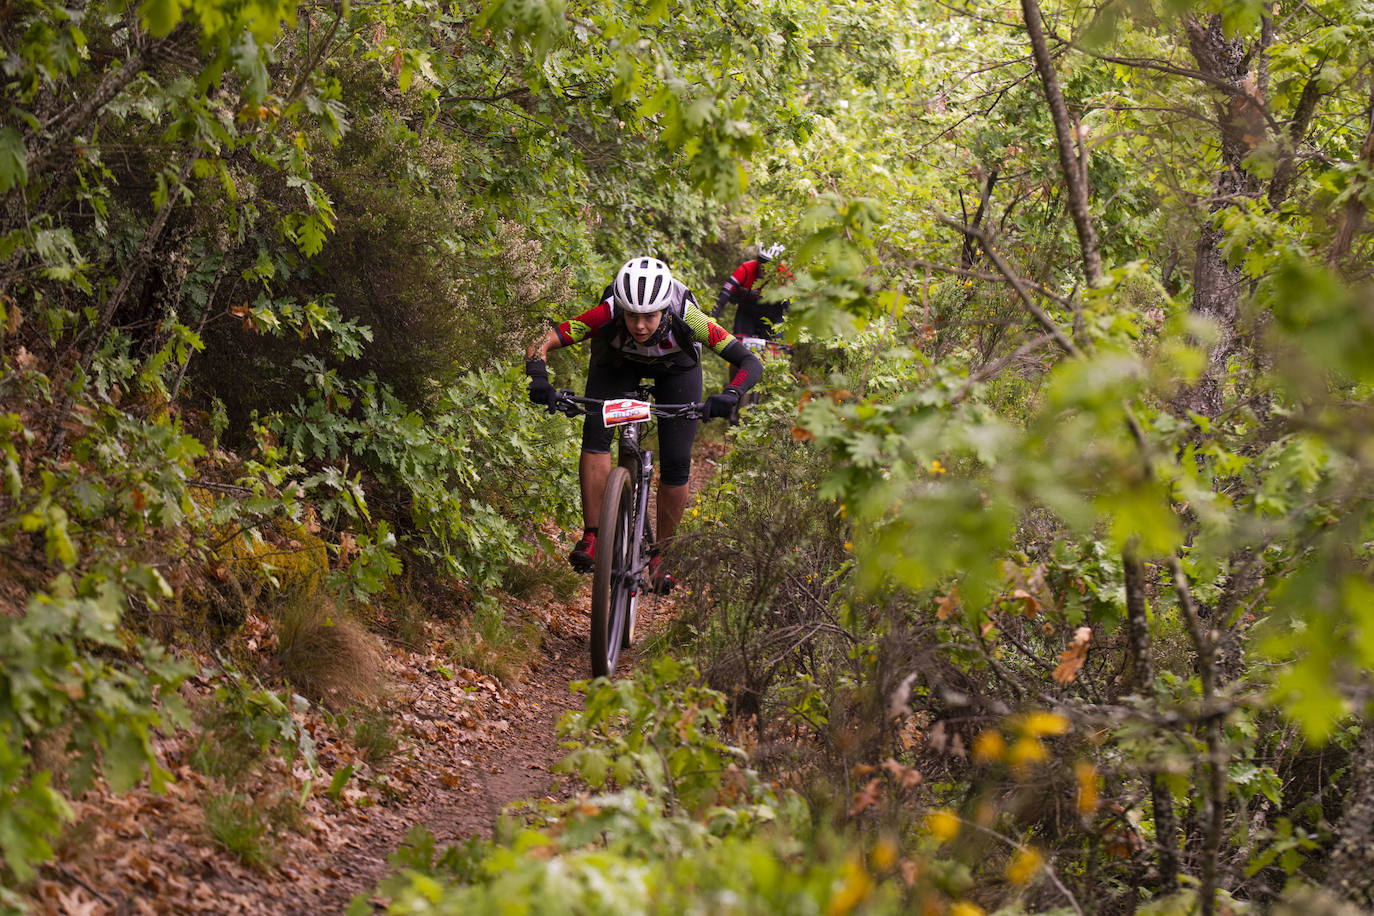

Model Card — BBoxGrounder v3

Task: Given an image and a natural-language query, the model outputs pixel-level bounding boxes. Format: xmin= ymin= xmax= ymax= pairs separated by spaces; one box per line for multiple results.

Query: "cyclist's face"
xmin=624 ymin=309 xmax=665 ymax=343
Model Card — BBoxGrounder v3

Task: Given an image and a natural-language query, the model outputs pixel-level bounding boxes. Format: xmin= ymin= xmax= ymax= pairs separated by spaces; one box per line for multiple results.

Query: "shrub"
xmin=202 ymin=792 xmax=276 ymax=870
xmin=265 ymin=364 xmax=581 ymax=597
xmin=352 ymin=708 xmax=401 ymax=766
xmin=0 ymin=582 xmax=193 ymax=885
xmin=673 ymin=374 xmax=850 ymax=726
xmin=446 ymin=600 xmax=541 ymax=686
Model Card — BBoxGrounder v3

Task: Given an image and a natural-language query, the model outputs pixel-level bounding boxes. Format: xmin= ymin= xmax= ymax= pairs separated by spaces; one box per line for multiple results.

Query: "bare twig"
xmin=190 ymin=480 xmax=256 ymax=497
xmin=956 ymin=816 xmax=1085 ymax=916
xmin=903 ymin=257 xmax=1074 ymax=309
xmin=23 ymin=26 xmax=192 ymax=184
xmin=51 ymin=865 xmax=115 ymax=908
xmin=1123 ymin=547 xmax=1182 ymax=889
xmin=170 ymin=258 xmax=229 ymax=401
xmin=283 ymin=0 xmax=346 ymax=109
xmin=936 ymin=216 xmax=1081 ymax=359
xmin=952 ymin=334 xmax=1054 ymax=404
xmin=48 ymin=148 xmax=199 ymax=455
xmin=1169 ymin=555 xmax=1227 ymax=916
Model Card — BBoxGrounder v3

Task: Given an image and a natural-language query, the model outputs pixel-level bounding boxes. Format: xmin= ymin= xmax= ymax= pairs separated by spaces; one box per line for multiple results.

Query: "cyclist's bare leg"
xmin=580 ymin=451 xmax=612 ymax=528
xmin=656 ymin=482 xmax=688 ymax=547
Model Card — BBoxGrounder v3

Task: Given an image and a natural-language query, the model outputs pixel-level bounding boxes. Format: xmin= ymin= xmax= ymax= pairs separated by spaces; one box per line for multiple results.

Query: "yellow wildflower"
xmin=971 ymin=729 xmax=1006 ymax=764
xmin=1005 ymin=847 xmax=1044 ymax=885
xmin=924 ymin=809 xmax=961 ymax=843
xmin=1008 ymin=736 xmax=1048 ymax=773
xmin=870 ymin=835 xmax=899 ymax=870
xmin=1021 ymin=711 xmax=1069 ymax=737
xmin=826 ymin=857 xmax=873 ymax=916
xmin=1075 ymin=761 xmax=1099 ymax=815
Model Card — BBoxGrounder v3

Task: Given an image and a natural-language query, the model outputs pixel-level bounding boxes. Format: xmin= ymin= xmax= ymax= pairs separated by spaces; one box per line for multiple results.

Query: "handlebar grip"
xmin=549 ymin=389 xmax=579 ymax=416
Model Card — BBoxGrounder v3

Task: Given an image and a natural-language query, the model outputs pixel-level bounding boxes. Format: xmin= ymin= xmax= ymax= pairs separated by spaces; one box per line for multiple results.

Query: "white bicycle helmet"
xmin=758 ymin=243 xmax=784 ymax=263
xmin=613 ymin=257 xmax=675 ymax=313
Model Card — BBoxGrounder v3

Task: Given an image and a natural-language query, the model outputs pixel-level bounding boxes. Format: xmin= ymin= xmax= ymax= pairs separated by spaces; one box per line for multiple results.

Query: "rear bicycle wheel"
xmin=591 ymin=466 xmax=635 ymax=677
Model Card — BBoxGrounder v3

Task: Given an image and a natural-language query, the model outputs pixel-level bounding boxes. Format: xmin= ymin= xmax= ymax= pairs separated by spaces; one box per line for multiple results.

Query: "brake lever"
xmin=549 ymin=389 xmax=577 ymax=416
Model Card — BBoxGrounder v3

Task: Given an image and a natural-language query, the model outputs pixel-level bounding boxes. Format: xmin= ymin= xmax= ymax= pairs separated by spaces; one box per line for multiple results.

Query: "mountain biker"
xmin=524 ymin=257 xmax=763 ymax=593
xmin=713 ymin=243 xmax=794 ymax=342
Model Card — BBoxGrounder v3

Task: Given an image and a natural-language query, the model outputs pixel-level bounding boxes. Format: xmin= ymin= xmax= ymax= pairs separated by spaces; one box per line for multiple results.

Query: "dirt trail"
xmin=246 ymin=584 xmax=687 ymax=915
xmin=31 ymin=445 xmax=723 ymax=916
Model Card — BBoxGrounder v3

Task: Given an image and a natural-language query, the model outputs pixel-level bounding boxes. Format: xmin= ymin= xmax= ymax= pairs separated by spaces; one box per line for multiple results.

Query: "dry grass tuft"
xmin=500 ymin=549 xmax=582 ymax=604
xmin=271 ymin=588 xmax=386 ymax=708
xmin=447 ymin=600 xmax=541 ymax=686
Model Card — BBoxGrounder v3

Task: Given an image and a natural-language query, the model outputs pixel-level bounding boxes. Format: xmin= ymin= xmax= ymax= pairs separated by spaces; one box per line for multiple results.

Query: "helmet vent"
xmin=613 ymin=257 xmax=675 ymax=313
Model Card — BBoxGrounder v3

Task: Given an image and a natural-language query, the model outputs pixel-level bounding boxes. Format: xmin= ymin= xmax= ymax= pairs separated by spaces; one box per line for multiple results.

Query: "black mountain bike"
xmin=548 ymin=388 xmax=705 ymax=678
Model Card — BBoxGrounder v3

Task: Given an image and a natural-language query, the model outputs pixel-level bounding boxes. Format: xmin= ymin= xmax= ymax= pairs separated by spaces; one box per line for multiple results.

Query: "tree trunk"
xmin=1268 ymin=70 xmax=1325 ymax=209
xmin=960 ymin=168 xmax=999 ymax=270
xmin=1170 ymin=556 xmax=1227 ymax=916
xmin=1324 ymin=718 xmax=1374 ymax=905
xmin=1021 ymin=0 xmax=1101 ymax=288
xmin=1328 ymin=82 xmax=1374 ymax=268
xmin=1178 ymin=15 xmax=1264 ymax=420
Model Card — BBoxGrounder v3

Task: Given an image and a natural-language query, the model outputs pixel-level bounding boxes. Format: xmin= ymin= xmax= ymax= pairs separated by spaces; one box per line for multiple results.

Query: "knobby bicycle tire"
xmin=617 ymin=450 xmax=647 ymax=650
xmin=591 ymin=466 xmax=635 ymax=677
xmin=628 ymin=504 xmax=651 ymax=651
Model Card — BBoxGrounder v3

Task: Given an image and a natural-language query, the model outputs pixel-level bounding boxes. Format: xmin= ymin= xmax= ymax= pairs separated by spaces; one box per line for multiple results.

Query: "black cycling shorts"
xmin=732 ymin=300 xmax=789 ymax=340
xmin=580 ymin=360 xmax=702 ymax=487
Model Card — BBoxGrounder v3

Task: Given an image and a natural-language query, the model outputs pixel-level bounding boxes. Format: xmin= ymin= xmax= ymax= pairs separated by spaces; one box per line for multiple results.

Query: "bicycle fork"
xmin=619 ymin=442 xmax=655 ymax=643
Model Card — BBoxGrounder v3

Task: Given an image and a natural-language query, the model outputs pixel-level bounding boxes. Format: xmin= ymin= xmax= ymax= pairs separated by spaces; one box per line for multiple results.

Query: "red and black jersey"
xmin=713 ymin=259 xmax=793 ymax=339
xmin=553 ymin=282 xmax=762 ymax=392
xmin=721 ymin=259 xmax=793 ymax=297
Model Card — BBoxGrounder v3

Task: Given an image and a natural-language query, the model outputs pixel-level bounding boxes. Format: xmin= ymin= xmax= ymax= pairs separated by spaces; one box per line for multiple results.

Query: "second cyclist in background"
xmin=713 ymin=243 xmax=793 ymax=342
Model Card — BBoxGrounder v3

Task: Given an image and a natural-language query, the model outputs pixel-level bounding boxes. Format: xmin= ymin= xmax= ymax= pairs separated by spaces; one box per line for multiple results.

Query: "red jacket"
xmin=714 ymin=259 xmax=794 ymax=314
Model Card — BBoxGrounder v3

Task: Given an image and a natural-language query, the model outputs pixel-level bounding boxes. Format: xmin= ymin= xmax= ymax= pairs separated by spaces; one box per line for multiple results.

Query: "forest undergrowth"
xmin=4 ymin=0 xmax=1374 ymax=912
xmin=17 ymin=439 xmax=727 ymax=916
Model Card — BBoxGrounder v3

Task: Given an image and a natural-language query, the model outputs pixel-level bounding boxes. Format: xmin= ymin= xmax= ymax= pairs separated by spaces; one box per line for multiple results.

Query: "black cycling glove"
xmin=713 ymin=286 xmax=731 ymax=317
xmin=525 ymin=359 xmax=555 ymax=406
xmin=704 ymin=386 xmax=741 ymax=419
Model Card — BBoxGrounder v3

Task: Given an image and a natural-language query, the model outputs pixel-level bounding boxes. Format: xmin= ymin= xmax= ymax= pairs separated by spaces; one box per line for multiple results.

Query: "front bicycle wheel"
xmin=591 ymin=466 xmax=635 ymax=677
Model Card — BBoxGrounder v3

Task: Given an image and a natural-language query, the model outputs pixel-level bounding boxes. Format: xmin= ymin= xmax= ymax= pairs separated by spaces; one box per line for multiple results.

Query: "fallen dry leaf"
xmin=1053 ymin=626 xmax=1093 ymax=684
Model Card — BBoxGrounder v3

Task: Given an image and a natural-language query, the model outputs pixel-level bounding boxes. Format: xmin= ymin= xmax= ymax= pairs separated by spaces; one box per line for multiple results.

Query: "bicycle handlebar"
xmin=547 ymin=390 xmax=706 ymax=420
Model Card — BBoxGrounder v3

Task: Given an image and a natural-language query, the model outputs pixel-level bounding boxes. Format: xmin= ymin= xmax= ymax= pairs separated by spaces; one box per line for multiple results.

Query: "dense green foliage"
xmin=3 ymin=0 xmax=1374 ymax=910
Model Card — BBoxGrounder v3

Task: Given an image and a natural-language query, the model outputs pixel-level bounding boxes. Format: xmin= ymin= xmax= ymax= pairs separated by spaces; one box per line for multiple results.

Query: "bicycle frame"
xmin=614 ymin=418 xmax=654 ymax=599
xmin=738 ymin=335 xmax=792 ymax=360
xmin=547 ymin=388 xmax=704 ymax=677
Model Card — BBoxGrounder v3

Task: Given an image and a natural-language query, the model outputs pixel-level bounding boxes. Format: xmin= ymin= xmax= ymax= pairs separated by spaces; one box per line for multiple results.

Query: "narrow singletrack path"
xmin=31 ymin=440 xmax=726 ymax=915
